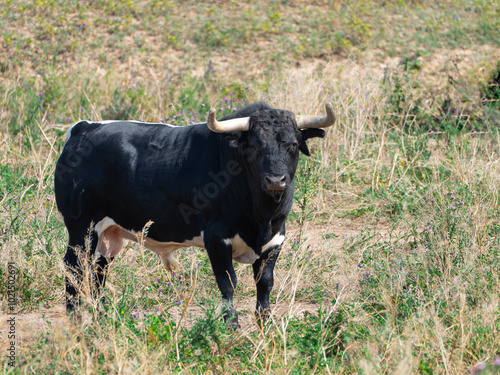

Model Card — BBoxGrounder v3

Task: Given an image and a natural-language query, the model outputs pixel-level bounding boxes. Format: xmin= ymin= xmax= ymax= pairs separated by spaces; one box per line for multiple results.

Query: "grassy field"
xmin=1 ymin=0 xmax=500 ymax=373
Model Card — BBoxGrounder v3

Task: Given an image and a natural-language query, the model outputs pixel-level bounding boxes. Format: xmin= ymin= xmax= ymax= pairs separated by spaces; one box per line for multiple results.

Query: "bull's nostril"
xmin=265 ymin=175 xmax=287 ymax=190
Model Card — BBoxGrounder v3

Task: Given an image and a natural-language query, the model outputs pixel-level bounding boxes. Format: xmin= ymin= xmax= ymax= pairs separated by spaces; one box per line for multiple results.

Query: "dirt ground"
xmin=0 ymin=300 xmax=321 ymax=346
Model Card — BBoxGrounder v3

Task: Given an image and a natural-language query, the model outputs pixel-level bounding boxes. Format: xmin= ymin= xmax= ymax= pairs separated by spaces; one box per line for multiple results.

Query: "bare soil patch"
xmin=0 ymin=300 xmax=322 ymax=349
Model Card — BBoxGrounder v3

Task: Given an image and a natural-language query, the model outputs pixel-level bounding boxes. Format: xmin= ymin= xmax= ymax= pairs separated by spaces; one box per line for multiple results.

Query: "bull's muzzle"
xmin=264 ymin=174 xmax=287 ymax=192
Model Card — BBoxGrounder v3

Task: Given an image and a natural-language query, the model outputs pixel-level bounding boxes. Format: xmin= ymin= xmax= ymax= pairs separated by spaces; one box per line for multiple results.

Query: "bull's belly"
xmin=93 ymin=216 xmax=285 ymax=269
xmin=94 ymin=217 xmax=203 ymax=271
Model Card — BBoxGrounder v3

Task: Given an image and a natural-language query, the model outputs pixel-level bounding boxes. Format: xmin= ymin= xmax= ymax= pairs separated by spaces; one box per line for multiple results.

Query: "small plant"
xmin=420 ymin=189 xmax=471 ymax=277
xmin=288 ymin=305 xmax=350 ymax=372
xmin=291 ymin=155 xmax=322 ymax=228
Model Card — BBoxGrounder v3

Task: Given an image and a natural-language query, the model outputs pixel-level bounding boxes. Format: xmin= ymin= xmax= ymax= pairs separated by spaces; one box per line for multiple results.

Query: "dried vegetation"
xmin=1 ymin=0 xmax=500 ymax=373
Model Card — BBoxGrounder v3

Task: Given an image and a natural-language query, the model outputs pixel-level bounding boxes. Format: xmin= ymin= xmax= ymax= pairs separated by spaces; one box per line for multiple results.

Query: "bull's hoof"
xmin=223 ymin=313 xmax=240 ymax=330
xmin=67 ymin=308 xmax=82 ymax=324
xmin=66 ymin=299 xmax=83 ymax=324
xmin=254 ymin=308 xmax=271 ymax=326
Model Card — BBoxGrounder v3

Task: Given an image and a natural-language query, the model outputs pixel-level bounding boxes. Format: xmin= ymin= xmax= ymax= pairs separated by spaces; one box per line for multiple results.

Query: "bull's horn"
xmin=207 ymin=108 xmax=250 ymax=133
xmin=296 ymin=103 xmax=336 ymax=129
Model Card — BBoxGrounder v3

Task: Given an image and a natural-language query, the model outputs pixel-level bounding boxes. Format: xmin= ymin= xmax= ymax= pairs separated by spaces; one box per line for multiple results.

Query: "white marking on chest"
xmin=224 ymin=234 xmax=259 ymax=264
xmin=223 ymin=233 xmax=285 ymax=264
xmin=262 ymin=233 xmax=285 ymax=252
xmin=94 ymin=217 xmax=203 ymax=271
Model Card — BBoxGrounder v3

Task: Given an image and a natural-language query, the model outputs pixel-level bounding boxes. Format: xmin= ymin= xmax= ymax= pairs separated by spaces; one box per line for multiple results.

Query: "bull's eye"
xmin=246 ymin=143 xmax=261 ymax=155
xmin=288 ymin=142 xmax=298 ymax=152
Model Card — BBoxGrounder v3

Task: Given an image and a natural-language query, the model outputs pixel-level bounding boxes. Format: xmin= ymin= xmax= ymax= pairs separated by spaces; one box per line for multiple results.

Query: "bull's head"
xmin=207 ymin=104 xmax=335 ymax=203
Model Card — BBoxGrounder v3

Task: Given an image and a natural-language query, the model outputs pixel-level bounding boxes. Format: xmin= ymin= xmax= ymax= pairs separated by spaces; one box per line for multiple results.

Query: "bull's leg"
xmin=205 ymin=235 xmax=239 ymax=328
xmin=64 ymin=223 xmax=99 ymax=318
xmin=93 ymin=255 xmax=114 ymax=308
xmin=94 ymin=256 xmax=113 ymax=289
xmin=252 ymin=246 xmax=281 ymax=323
xmin=64 ymin=241 xmax=82 ymax=316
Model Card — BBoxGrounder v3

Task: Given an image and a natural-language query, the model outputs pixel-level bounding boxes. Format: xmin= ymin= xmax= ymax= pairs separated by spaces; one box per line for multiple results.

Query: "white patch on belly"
xmin=224 ymin=234 xmax=259 ymax=264
xmin=94 ymin=216 xmax=204 ymax=271
xmin=262 ymin=233 xmax=285 ymax=252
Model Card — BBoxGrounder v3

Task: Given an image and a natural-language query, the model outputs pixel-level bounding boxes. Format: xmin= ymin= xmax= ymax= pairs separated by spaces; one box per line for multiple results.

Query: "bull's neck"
xmin=255 ymin=189 xmax=292 ymax=224
xmin=223 ymin=141 xmax=293 ymax=224
xmin=244 ymin=174 xmax=294 ymax=225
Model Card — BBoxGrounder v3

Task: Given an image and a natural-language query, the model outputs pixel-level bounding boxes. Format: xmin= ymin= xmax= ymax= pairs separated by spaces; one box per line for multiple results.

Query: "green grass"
xmin=1 ymin=0 xmax=500 ymax=373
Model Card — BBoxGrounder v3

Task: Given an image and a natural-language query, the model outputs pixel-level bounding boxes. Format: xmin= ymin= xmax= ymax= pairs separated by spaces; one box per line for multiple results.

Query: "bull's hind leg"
xmin=94 ymin=255 xmax=114 ymax=302
xmin=64 ymin=241 xmax=82 ymax=316
xmin=94 ymin=224 xmax=123 ymax=304
xmin=64 ymin=222 xmax=112 ymax=317
xmin=64 ymin=223 xmax=98 ymax=316
xmin=252 ymin=246 xmax=281 ymax=323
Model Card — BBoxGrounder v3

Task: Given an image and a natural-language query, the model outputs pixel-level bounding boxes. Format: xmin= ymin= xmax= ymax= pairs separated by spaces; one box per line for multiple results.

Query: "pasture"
xmin=1 ymin=0 xmax=500 ymax=373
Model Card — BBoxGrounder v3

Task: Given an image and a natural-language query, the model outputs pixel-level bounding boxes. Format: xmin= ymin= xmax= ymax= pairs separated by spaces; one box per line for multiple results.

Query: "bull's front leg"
xmin=252 ymin=245 xmax=281 ymax=323
xmin=205 ymin=234 xmax=239 ymax=328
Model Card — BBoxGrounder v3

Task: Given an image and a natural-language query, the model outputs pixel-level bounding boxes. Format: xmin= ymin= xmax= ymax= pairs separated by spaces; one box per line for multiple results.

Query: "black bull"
xmin=54 ymin=102 xmax=332 ymax=326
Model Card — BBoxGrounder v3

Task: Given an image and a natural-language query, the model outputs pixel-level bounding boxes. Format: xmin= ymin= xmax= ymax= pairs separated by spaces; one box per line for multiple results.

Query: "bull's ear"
xmin=221 ymin=131 xmax=244 ymax=149
xmin=221 ymin=131 xmax=242 ymax=141
xmin=299 ymin=128 xmax=325 ymax=156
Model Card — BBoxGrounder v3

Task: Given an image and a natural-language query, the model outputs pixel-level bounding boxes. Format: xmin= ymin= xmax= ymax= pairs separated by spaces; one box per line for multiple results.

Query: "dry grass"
xmin=1 ymin=0 xmax=500 ymax=373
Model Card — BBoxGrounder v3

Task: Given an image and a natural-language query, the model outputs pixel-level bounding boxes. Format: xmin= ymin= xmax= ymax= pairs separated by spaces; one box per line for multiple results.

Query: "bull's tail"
xmin=68 ymin=182 xmax=84 ymax=220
